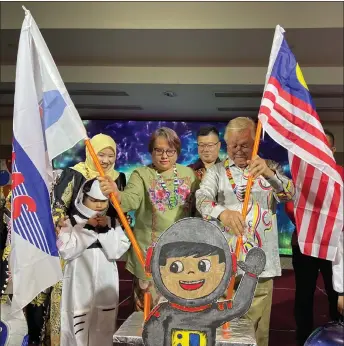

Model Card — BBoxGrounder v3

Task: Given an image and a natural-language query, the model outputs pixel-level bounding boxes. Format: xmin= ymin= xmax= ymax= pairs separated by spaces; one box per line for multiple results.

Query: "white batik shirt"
xmin=196 ymin=158 xmax=295 ymax=278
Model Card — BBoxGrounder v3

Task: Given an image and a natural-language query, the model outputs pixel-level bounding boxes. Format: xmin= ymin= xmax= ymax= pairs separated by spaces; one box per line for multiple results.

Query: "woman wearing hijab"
xmin=47 ymin=133 xmax=127 ymax=346
xmin=52 ymin=133 xmax=126 ymax=224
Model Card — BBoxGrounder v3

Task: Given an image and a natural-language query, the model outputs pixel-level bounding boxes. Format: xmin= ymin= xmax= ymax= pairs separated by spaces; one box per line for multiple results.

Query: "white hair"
xmin=224 ymin=117 xmax=256 ymax=143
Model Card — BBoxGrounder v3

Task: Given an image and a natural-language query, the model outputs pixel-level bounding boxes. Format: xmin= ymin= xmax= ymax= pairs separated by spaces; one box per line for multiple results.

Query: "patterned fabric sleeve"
xmin=51 ymin=168 xmax=84 ymax=225
xmin=0 ymin=201 xmax=10 ymax=303
xmin=0 ymin=196 xmax=8 ymax=252
xmin=196 ymin=165 xmax=227 ymax=219
xmin=1 ymin=192 xmax=11 ymax=262
xmin=265 ymin=160 xmax=295 ymax=202
xmin=1 ymin=193 xmax=11 ymax=302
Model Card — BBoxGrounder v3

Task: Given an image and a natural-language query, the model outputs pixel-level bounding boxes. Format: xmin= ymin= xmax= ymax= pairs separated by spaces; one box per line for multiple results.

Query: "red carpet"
xmin=270 ymin=269 xmax=334 ymax=346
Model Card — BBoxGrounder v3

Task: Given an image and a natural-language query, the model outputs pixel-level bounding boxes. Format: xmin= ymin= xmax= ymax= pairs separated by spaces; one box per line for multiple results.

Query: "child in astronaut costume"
xmin=57 ymin=178 xmax=130 ymax=346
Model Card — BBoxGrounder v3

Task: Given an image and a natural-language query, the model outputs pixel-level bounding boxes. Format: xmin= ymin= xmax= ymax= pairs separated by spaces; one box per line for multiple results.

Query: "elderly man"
xmin=196 ymin=117 xmax=295 ymax=346
xmin=188 ymin=126 xmax=222 ymax=181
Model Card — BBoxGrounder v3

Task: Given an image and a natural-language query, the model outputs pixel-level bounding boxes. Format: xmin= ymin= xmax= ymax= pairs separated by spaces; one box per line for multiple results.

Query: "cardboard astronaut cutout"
xmin=142 ymin=217 xmax=266 ymax=346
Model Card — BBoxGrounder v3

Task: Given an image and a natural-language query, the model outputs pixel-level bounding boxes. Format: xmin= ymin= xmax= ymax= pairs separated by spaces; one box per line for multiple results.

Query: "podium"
xmin=113 ymin=312 xmax=257 ymax=346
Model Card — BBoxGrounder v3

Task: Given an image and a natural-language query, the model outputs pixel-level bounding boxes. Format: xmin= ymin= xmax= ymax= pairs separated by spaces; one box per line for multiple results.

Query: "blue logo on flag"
xmin=39 ymin=90 xmax=67 ymax=130
xmin=11 ymin=138 xmax=58 ymax=256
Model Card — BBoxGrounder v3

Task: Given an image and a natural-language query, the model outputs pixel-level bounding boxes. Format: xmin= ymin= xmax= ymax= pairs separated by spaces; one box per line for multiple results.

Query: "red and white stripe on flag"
xmin=259 ymin=76 xmax=343 ymax=261
xmin=289 ymin=154 xmax=342 ymax=260
xmin=258 ymin=25 xmax=343 ymax=261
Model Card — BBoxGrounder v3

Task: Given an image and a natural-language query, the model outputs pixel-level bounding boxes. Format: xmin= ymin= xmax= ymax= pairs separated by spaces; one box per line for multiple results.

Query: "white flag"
xmin=10 ymin=8 xmax=87 ymax=313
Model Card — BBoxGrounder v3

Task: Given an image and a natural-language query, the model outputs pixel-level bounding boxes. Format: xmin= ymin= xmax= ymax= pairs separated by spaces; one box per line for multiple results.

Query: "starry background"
xmin=53 ymin=119 xmax=295 ymax=255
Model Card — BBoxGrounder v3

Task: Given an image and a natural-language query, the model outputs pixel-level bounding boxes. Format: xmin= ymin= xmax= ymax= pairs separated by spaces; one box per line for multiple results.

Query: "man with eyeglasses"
xmin=196 ymin=117 xmax=295 ymax=346
xmin=189 ymin=126 xmax=222 ymax=181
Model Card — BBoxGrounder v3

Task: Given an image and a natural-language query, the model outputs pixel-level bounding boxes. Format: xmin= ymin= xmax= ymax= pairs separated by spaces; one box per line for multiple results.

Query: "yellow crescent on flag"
xmin=296 ymin=64 xmax=309 ymax=90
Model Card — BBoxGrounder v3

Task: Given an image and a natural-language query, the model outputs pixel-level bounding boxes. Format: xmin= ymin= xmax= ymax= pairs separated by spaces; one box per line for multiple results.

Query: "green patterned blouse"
xmin=120 ymin=164 xmax=199 ymax=280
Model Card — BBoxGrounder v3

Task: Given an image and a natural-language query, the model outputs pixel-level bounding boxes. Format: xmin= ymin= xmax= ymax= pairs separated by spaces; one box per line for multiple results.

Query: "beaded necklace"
xmin=155 ymin=165 xmax=180 ymax=210
xmin=224 ymin=158 xmax=247 ymax=203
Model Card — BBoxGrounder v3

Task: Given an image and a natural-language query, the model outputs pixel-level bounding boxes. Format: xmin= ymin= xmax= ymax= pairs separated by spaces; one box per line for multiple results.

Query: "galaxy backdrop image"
xmin=53 ymin=120 xmax=294 ymax=255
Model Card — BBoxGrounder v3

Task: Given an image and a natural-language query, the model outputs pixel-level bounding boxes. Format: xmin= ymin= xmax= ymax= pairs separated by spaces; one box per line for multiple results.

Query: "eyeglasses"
xmin=153 ymin=148 xmax=177 ymax=157
xmin=197 ymin=142 xmax=219 ymax=151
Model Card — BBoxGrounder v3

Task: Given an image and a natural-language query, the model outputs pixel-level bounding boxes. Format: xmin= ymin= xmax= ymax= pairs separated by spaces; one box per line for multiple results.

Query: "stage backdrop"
xmin=53 ymin=120 xmax=294 ymax=255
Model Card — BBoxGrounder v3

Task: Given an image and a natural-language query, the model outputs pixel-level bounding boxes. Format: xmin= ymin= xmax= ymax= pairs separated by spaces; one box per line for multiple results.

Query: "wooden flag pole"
xmin=222 ymin=121 xmax=262 ymax=332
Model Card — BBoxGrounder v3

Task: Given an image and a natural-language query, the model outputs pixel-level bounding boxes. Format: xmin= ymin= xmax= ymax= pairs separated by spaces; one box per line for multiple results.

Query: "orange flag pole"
xmin=85 ymin=139 xmax=146 ymax=269
xmin=222 ymin=121 xmax=263 ymax=332
xmin=144 ymin=291 xmax=152 ymax=321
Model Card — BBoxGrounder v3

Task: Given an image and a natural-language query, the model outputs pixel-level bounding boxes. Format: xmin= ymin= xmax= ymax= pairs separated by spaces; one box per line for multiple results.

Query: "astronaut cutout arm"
xmin=142 ymin=304 xmax=166 ymax=346
xmin=213 ymin=247 xmax=266 ymax=327
xmin=211 ymin=274 xmax=259 ymax=327
xmin=98 ymin=218 xmax=131 ymax=260
xmin=57 ymin=218 xmax=98 ymax=261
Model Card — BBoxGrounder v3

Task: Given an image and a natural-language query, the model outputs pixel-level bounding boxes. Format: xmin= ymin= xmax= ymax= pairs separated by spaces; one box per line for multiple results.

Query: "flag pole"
xmin=144 ymin=291 xmax=152 ymax=321
xmin=222 ymin=120 xmax=263 ymax=333
xmin=84 ymin=139 xmax=146 ymax=269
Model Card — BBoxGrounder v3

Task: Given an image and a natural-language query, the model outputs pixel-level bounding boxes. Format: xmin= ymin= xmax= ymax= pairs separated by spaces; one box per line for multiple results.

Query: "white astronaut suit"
xmin=57 ymin=179 xmax=130 ymax=346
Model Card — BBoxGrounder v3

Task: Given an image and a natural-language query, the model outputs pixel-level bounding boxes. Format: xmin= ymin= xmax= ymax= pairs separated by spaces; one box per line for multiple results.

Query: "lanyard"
xmin=224 ymin=158 xmax=248 ymax=203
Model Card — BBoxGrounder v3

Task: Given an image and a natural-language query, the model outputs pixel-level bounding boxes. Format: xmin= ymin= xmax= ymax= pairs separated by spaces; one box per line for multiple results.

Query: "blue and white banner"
xmin=10 ymin=8 xmax=87 ymax=312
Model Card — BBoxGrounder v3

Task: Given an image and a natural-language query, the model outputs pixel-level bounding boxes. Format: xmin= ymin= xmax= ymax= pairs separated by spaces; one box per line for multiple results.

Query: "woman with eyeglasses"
xmin=98 ymin=127 xmax=199 ymax=311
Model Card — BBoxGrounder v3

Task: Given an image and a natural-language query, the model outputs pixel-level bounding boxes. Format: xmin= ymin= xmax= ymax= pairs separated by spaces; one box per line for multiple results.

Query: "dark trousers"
xmin=292 ymin=244 xmax=340 ymax=345
xmin=26 ymin=303 xmax=45 ymax=344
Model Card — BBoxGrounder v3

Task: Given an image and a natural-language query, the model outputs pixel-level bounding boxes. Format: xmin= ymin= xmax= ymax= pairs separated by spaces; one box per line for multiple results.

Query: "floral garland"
xmin=155 ymin=165 xmax=180 ymax=210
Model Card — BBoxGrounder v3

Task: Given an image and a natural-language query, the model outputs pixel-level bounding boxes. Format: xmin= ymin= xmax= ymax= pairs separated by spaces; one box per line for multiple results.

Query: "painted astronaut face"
xmin=160 ymin=254 xmax=225 ymax=300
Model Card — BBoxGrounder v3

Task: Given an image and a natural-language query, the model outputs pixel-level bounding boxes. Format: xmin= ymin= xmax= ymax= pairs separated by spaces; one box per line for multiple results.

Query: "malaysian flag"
xmin=258 ymin=25 xmax=343 ymax=261
xmin=10 ymin=8 xmax=87 ymax=312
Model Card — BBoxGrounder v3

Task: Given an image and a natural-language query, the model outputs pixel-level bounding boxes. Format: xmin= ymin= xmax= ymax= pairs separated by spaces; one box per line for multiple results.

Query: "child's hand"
xmin=96 ymin=215 xmax=108 ymax=228
xmin=87 ymin=217 xmax=98 ymax=227
xmin=56 ymin=216 xmax=68 ymax=234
